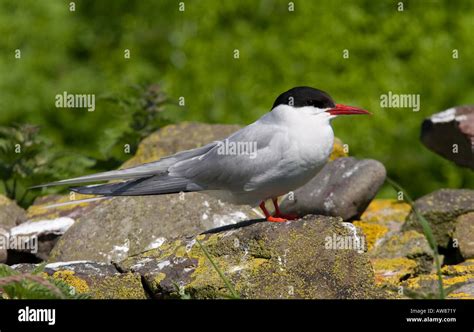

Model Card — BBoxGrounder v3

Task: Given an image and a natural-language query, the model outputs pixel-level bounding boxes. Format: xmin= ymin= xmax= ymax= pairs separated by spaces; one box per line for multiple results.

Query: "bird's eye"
xmin=307 ymin=99 xmax=325 ymax=108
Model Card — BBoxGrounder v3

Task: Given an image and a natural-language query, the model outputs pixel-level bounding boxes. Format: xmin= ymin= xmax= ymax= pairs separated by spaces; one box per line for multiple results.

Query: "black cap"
xmin=272 ymin=86 xmax=335 ymax=109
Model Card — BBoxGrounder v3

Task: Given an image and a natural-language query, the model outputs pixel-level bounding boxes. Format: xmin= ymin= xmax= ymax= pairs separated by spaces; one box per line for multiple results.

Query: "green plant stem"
xmin=386 ymin=177 xmax=445 ymax=299
xmin=196 ymin=238 xmax=239 ymax=299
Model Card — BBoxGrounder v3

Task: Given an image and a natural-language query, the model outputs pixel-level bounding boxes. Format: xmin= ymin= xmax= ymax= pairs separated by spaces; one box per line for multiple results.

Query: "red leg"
xmin=259 ymin=201 xmax=286 ymax=223
xmin=272 ymin=198 xmax=298 ymax=220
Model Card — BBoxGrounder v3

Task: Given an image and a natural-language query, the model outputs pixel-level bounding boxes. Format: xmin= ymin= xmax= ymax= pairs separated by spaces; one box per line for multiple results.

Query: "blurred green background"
xmin=0 ymin=0 xmax=473 ymax=206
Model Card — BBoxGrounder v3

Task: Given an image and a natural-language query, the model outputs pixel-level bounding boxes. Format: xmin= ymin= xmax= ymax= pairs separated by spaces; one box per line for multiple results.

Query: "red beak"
xmin=327 ymin=104 xmax=371 ymax=116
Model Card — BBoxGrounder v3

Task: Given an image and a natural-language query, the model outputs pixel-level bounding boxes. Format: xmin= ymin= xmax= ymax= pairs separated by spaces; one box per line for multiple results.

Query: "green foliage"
xmin=0 ymin=124 xmax=93 ymax=207
xmin=97 ymin=84 xmax=176 ymax=162
xmin=0 ymin=263 xmax=90 ymax=299
xmin=0 ymin=0 xmax=472 ymax=201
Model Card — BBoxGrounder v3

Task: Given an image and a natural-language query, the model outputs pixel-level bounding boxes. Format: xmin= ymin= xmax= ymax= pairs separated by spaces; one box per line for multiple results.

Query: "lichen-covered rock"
xmin=453 ymin=212 xmax=474 ymax=260
xmin=0 ymin=195 xmax=27 ymax=230
xmin=48 ymin=194 xmax=260 ymax=263
xmin=12 ymin=261 xmax=147 ymax=299
xmin=354 ymin=199 xmax=412 ymax=253
xmin=7 ymin=217 xmax=75 ymax=261
xmin=117 ymin=215 xmax=380 ymax=299
xmin=371 ymin=230 xmax=434 ymax=275
xmin=372 ymin=257 xmax=418 ymax=286
xmin=280 ymin=158 xmax=386 ymax=221
xmin=403 ymin=189 xmax=474 ymax=248
xmin=400 ymin=260 xmax=474 ymax=299
xmin=26 ymin=193 xmax=101 ymax=222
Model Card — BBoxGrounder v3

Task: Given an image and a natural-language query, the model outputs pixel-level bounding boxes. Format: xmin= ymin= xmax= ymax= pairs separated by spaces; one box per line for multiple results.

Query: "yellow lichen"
xmin=443 ymin=274 xmax=474 ymax=287
xmin=329 ymin=138 xmax=347 ymax=160
xmin=371 ymin=257 xmax=417 ymax=285
xmin=27 ymin=193 xmax=97 ymax=220
xmin=441 ymin=264 xmax=474 ymax=276
xmin=52 ymin=270 xmax=89 ymax=293
xmin=353 ymin=221 xmax=388 ymax=251
xmin=361 ymin=199 xmax=411 ymax=224
xmin=154 ymin=272 xmax=166 ymax=284
xmin=448 ymin=292 xmax=474 ymax=299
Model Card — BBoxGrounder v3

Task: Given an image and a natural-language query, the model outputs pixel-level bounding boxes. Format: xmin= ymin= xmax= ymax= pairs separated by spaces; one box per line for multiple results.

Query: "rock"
xmin=0 ymin=195 xmax=27 ymax=230
xmin=280 ymin=157 xmax=386 ymax=221
xmin=0 ymin=228 xmax=7 ymax=263
xmin=454 ymin=212 xmax=474 ymax=259
xmin=48 ymin=194 xmax=260 ymax=263
xmin=7 ymin=217 xmax=75 ymax=261
xmin=354 ymin=199 xmax=412 ymax=253
xmin=403 ymin=189 xmax=474 ymax=248
xmin=372 ymin=257 xmax=418 ymax=286
xmin=421 ymin=105 xmax=474 ymax=169
xmin=371 ymin=230 xmax=434 ymax=275
xmin=26 ymin=193 xmax=102 ymax=222
xmin=11 ymin=261 xmax=147 ymax=299
xmin=117 ymin=215 xmax=380 ymax=299
xmin=400 ymin=260 xmax=474 ymax=299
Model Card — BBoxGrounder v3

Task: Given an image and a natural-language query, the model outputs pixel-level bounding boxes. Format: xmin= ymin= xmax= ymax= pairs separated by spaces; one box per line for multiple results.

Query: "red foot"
xmin=259 ymin=199 xmax=299 ymax=223
xmin=266 ymin=216 xmax=288 ymax=223
xmin=273 ymin=213 xmax=299 ymax=220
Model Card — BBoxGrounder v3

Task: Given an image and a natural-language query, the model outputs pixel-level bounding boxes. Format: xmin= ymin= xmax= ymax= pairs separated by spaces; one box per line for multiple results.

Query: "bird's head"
xmin=272 ymin=86 xmax=370 ymax=121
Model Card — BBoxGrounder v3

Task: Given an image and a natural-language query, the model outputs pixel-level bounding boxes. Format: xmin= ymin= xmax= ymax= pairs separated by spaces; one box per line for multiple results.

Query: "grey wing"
xmin=168 ymin=121 xmax=289 ymax=193
xmin=34 ymin=142 xmax=219 ymax=189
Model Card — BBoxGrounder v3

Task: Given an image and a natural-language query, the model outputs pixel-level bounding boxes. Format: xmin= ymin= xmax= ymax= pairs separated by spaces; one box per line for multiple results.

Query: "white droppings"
xmin=10 ymin=217 xmax=74 ymax=237
xmin=203 ymin=200 xmax=210 ymax=208
xmin=323 ymin=193 xmax=335 ymax=212
xmin=201 ymin=213 xmax=209 ymax=221
xmin=157 ymin=260 xmax=171 ymax=270
xmin=144 ymin=237 xmax=166 ymax=250
xmin=431 ymin=108 xmax=456 ymax=123
xmin=45 ymin=260 xmax=92 ymax=269
xmin=186 ymin=239 xmax=196 ymax=252
xmin=212 ymin=211 xmax=248 ymax=228
xmin=342 ymin=164 xmax=359 ymax=178
xmin=229 ymin=265 xmax=245 ymax=273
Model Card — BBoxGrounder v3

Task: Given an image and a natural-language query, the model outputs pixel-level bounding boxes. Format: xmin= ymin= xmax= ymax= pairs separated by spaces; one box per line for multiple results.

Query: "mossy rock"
xmin=0 ymin=194 xmax=27 ymax=230
xmin=403 ymin=189 xmax=474 ymax=248
xmin=118 ymin=215 xmax=381 ymax=299
xmin=13 ymin=261 xmax=147 ymax=299
xmin=26 ymin=193 xmax=100 ymax=222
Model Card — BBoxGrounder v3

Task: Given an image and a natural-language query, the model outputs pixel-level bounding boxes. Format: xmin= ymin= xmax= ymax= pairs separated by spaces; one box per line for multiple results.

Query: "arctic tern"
xmin=35 ymin=87 xmax=370 ymax=222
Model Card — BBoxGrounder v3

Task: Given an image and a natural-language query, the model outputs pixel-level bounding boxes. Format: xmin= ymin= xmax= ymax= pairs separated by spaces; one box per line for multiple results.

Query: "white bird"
xmin=34 ymin=87 xmax=370 ymax=222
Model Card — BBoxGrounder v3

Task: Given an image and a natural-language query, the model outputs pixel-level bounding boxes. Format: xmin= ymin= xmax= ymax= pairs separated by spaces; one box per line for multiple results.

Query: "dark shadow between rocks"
xmin=201 ymin=218 xmax=266 ymax=234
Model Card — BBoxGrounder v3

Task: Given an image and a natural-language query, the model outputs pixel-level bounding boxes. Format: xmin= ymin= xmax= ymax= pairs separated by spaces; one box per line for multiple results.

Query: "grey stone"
xmin=280 ymin=157 xmax=386 ymax=221
xmin=403 ymin=189 xmax=474 ymax=248
xmin=117 ymin=215 xmax=381 ymax=299
xmin=48 ymin=193 xmax=259 ymax=263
